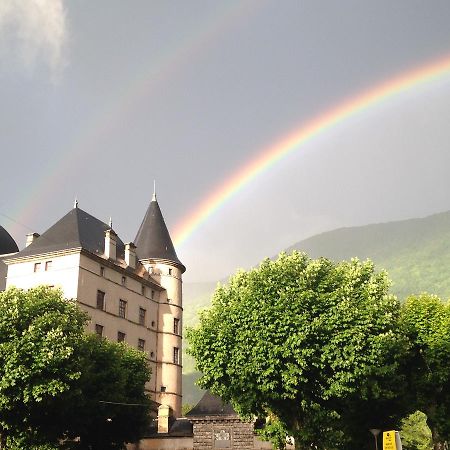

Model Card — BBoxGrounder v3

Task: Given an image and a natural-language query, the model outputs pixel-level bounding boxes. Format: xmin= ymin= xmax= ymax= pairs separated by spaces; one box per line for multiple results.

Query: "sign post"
xmin=383 ymin=431 xmax=402 ymax=450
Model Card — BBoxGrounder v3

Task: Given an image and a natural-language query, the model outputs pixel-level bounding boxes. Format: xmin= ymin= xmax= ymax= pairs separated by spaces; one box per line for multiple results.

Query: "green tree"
xmin=0 ymin=286 xmax=88 ymax=448
xmin=400 ymin=411 xmax=433 ymax=450
xmin=187 ymin=252 xmax=409 ymax=450
xmin=0 ymin=286 xmax=151 ymax=449
xmin=401 ymin=294 xmax=450 ymax=450
xmin=66 ymin=335 xmax=152 ymax=450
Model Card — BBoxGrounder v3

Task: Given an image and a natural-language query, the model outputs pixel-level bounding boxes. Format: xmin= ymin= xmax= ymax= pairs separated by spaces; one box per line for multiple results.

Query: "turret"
xmin=134 ymin=190 xmax=185 ymax=417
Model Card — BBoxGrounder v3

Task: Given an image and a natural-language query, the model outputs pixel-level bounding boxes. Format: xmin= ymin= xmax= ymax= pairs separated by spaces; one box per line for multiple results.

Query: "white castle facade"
xmin=0 ymin=194 xmax=185 ymax=417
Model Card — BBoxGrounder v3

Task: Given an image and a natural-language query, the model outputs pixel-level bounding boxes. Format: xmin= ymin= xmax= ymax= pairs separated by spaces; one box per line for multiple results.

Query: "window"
xmin=173 ymin=318 xmax=180 ymax=335
xmin=96 ymin=290 xmax=105 ymax=310
xmin=160 ymin=386 xmax=166 ymax=393
xmin=117 ymin=331 xmax=126 ymax=343
xmin=34 ymin=262 xmax=41 ymax=272
xmin=173 ymin=347 xmax=179 ymax=365
xmin=119 ymin=299 xmax=127 ymax=318
xmin=139 ymin=308 xmax=146 ymax=326
xmin=150 ymin=351 xmax=155 ymax=359
xmin=95 ymin=324 xmax=104 ymax=337
xmin=141 ymin=285 xmax=145 ymax=296
xmin=45 ymin=261 xmax=52 ymax=271
xmin=168 ymin=268 xmax=172 ymax=275
xmin=138 ymin=339 xmax=145 ymax=351
xmin=151 ymin=321 xmax=155 ymax=328
xmin=151 ymin=290 xmax=155 ymax=299
xmin=121 ymin=276 xmax=126 ymax=286
xmin=100 ymin=266 xmax=105 ymax=277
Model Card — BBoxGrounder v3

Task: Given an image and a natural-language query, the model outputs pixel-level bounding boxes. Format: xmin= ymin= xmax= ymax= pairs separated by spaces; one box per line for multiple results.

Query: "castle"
xmin=0 ymin=194 xmax=184 ymax=417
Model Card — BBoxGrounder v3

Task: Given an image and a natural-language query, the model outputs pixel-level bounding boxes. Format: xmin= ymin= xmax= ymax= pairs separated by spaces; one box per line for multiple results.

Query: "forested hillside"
xmin=286 ymin=210 xmax=450 ymax=301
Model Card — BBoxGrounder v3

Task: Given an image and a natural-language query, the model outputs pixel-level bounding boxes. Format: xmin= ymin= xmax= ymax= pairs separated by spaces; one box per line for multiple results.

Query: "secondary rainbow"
xmin=173 ymin=54 xmax=450 ymax=248
xmin=10 ymin=1 xmax=260 ymax=239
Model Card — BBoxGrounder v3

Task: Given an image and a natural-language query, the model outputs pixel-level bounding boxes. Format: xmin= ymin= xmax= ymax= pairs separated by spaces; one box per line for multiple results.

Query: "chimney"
xmin=125 ymin=242 xmax=137 ymax=269
xmin=104 ymin=229 xmax=117 ymax=260
xmin=25 ymin=233 xmax=40 ymax=247
xmin=157 ymin=405 xmax=171 ymax=434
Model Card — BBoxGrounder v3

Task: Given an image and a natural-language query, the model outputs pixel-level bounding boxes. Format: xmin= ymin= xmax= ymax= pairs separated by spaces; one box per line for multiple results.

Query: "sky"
xmin=1 ymin=0 xmax=450 ymax=282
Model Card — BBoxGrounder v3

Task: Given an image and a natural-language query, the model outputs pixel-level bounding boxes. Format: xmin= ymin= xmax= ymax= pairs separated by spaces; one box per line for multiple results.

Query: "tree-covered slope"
xmin=286 ymin=210 xmax=450 ymax=301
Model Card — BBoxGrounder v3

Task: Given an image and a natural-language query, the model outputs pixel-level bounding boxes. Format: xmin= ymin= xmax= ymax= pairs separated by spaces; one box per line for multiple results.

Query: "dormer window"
xmin=34 ymin=262 xmax=41 ymax=273
xmin=45 ymin=261 xmax=52 ymax=271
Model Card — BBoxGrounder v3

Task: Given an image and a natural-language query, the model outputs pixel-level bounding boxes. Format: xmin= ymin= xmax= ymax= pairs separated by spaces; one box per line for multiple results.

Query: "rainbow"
xmin=10 ymin=1 xmax=261 ymax=239
xmin=172 ymin=54 xmax=450 ymax=248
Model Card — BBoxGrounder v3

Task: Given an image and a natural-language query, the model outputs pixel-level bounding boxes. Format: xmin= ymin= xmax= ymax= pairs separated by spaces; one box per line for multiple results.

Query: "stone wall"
xmin=192 ymin=417 xmax=253 ymax=450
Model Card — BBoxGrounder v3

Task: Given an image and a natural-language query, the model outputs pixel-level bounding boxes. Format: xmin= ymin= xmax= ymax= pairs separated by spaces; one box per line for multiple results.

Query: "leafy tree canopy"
xmin=401 ymin=294 xmax=450 ymax=449
xmin=187 ymin=252 xmax=410 ymax=450
xmin=400 ymin=411 xmax=433 ymax=450
xmin=0 ymin=286 xmax=151 ymax=450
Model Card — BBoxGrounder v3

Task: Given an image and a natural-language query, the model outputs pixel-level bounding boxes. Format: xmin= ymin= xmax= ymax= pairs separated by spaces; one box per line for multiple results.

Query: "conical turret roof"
xmin=134 ymin=197 xmax=185 ymax=271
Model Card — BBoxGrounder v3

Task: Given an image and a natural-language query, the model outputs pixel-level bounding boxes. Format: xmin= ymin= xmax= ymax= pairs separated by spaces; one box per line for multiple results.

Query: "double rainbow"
xmin=173 ymin=54 xmax=450 ymax=247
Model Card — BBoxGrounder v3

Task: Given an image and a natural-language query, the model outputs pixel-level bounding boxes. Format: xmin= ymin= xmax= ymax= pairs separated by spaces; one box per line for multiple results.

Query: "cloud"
xmin=0 ymin=0 xmax=67 ymax=81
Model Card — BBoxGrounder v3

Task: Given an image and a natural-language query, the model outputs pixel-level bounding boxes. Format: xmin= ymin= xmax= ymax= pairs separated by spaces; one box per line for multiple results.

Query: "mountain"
xmin=182 ymin=210 xmax=450 ymax=405
xmin=286 ymin=210 xmax=450 ymax=300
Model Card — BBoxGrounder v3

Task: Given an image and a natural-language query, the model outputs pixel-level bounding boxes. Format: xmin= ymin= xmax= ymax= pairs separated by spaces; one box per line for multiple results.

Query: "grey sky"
xmin=1 ymin=0 xmax=450 ymax=281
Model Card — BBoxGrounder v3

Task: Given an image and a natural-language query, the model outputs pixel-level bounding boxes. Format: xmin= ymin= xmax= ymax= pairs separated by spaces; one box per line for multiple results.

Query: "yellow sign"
xmin=383 ymin=431 xmax=397 ymax=450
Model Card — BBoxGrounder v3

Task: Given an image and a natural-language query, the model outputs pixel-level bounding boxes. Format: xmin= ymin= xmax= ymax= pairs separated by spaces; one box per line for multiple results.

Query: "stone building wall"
xmin=192 ymin=417 xmax=253 ymax=450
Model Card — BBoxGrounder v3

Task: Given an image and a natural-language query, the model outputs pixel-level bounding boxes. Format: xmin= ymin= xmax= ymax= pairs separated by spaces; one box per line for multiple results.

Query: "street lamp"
xmin=369 ymin=429 xmax=381 ymax=450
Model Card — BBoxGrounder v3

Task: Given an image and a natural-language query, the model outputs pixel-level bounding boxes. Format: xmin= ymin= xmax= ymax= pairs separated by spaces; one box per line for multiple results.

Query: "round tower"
xmin=134 ymin=191 xmax=185 ymax=417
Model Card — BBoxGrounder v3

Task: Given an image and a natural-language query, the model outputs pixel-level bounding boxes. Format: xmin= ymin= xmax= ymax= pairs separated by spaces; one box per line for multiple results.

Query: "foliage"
xmin=400 ymin=411 xmax=433 ymax=450
xmin=181 ymin=403 xmax=193 ymax=416
xmin=0 ymin=286 xmax=152 ymax=450
xmin=182 ymin=212 xmax=450 ymax=405
xmin=400 ymin=294 xmax=450 ymax=449
xmin=187 ymin=252 xmax=409 ymax=450
xmin=64 ymin=335 xmax=152 ymax=450
xmin=0 ymin=286 xmax=88 ymax=448
xmin=255 ymin=414 xmax=291 ymax=450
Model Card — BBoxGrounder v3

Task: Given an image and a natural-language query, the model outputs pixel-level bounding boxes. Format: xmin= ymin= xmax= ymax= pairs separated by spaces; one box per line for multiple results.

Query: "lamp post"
xmin=369 ymin=429 xmax=381 ymax=450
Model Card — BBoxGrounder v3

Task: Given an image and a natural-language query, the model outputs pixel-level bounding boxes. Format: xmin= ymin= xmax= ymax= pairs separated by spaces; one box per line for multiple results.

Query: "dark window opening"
xmin=119 ymin=299 xmax=127 ymax=318
xmin=96 ymin=290 xmax=105 ymax=310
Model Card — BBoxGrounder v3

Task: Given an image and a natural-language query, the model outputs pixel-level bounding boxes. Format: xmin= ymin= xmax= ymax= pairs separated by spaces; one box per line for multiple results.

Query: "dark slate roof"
xmin=11 ymin=207 xmax=125 ymax=259
xmin=186 ymin=391 xmax=237 ymax=417
xmin=0 ymin=226 xmax=19 ymax=255
xmin=134 ymin=197 xmax=185 ymax=271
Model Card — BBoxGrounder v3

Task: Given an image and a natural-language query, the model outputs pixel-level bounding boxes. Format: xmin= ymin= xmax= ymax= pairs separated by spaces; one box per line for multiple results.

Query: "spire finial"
xmin=74 ymin=198 xmax=78 ymax=209
xmin=109 ymin=217 xmax=113 ymax=228
xmin=152 ymin=180 xmax=157 ymax=202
